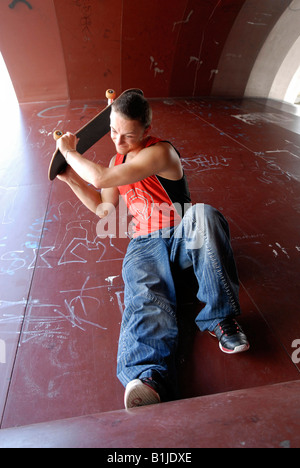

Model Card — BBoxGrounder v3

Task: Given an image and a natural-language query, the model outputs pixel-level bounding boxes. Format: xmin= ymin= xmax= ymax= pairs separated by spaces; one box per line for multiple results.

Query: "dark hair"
xmin=112 ymin=92 xmax=152 ymax=129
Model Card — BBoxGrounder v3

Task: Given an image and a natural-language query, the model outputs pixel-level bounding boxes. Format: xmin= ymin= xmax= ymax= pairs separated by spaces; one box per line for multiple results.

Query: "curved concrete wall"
xmin=0 ymin=0 xmax=296 ymax=102
xmin=245 ymin=0 xmax=300 ymax=103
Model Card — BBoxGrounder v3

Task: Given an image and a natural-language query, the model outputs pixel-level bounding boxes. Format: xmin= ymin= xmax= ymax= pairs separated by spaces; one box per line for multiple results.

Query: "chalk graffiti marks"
xmin=37 ymin=103 xmax=99 ymax=119
xmin=0 ymin=186 xmax=18 ymax=225
xmin=73 ymin=0 xmax=93 ymax=43
xmin=182 ymin=154 xmax=231 ymax=173
xmin=48 ymin=200 xmax=112 ymax=267
xmin=9 ymin=0 xmax=32 ymax=10
xmin=173 ymin=10 xmax=194 ymax=32
xmin=0 ymin=251 xmax=26 ymax=276
xmin=232 ymin=113 xmax=293 ymax=127
xmin=55 ymin=275 xmax=108 ymax=333
xmin=0 ymin=196 xmax=126 ymax=347
xmin=0 ymin=279 xmax=110 ymax=347
xmin=0 ymin=200 xmax=116 ymax=275
xmin=150 ymin=56 xmax=164 ymax=78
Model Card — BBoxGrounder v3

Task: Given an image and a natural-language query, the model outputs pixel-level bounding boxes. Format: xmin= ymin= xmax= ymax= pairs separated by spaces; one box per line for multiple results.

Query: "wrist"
xmin=64 ymin=149 xmax=77 ymax=162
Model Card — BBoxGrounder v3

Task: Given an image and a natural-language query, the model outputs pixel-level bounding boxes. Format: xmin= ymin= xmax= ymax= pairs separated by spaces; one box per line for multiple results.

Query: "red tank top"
xmin=114 ymin=136 xmax=191 ymax=237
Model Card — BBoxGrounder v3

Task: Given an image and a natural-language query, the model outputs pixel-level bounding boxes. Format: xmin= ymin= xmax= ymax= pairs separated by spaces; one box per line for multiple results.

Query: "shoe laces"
xmin=218 ymin=319 xmax=240 ymax=336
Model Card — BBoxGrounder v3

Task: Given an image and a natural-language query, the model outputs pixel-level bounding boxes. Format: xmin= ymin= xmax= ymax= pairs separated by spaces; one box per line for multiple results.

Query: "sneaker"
xmin=124 ymin=378 xmax=161 ymax=409
xmin=209 ymin=318 xmax=250 ymax=354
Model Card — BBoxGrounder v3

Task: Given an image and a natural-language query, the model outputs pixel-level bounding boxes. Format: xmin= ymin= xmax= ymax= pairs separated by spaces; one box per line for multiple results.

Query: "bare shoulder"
xmin=140 ymin=141 xmax=178 ymax=163
xmin=144 ymin=141 xmax=183 ymax=180
xmin=154 ymin=141 xmax=178 ymax=156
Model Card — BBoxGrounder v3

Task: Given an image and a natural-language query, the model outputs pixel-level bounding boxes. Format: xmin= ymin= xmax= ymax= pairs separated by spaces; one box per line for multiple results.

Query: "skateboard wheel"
xmin=106 ymin=89 xmax=116 ymax=101
xmin=53 ymin=130 xmax=64 ymax=141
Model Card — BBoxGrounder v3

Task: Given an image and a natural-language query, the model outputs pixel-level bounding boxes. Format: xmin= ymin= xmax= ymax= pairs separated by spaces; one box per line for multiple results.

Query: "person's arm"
xmin=58 ymin=133 xmax=182 ymax=189
xmin=57 ymin=132 xmax=106 ymax=188
xmin=58 ymin=165 xmax=119 ymax=217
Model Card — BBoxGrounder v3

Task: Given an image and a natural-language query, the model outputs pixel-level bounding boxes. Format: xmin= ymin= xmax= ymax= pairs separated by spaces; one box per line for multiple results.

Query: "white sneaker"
xmin=124 ymin=378 xmax=161 ymax=409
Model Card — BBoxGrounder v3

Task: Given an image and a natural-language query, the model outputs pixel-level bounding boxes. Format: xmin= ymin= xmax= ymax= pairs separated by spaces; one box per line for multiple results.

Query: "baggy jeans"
xmin=117 ymin=204 xmax=240 ymax=398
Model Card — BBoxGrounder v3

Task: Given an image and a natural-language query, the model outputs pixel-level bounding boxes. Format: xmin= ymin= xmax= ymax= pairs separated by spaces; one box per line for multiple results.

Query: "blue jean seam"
xmin=145 ymin=290 xmax=177 ymax=319
xmin=205 ymin=234 xmax=240 ymax=316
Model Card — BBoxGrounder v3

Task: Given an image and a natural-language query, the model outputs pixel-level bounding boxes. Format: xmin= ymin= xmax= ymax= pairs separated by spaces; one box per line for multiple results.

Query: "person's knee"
xmin=203 ymin=204 xmax=230 ymax=237
xmin=204 ymin=204 xmax=220 ymax=220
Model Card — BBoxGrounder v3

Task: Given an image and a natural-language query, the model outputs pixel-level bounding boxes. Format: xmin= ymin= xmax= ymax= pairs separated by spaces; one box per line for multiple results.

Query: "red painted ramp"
xmin=0 ymin=97 xmax=299 ymax=441
xmin=0 ymin=380 xmax=299 ymax=448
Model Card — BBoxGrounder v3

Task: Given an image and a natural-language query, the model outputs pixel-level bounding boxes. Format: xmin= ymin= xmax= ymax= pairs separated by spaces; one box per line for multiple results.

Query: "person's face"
xmin=110 ymin=110 xmax=148 ymax=155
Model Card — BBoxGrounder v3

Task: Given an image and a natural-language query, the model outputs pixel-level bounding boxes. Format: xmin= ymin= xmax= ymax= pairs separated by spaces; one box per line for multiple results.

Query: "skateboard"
xmin=48 ymin=88 xmax=144 ymax=181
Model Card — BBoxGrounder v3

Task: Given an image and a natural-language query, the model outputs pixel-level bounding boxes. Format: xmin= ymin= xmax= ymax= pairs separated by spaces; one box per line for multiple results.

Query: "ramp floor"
xmin=0 ymin=96 xmax=299 ymax=444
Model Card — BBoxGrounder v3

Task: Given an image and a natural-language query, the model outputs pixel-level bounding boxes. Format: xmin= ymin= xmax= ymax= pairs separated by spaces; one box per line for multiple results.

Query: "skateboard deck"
xmin=48 ymin=88 xmax=144 ymax=181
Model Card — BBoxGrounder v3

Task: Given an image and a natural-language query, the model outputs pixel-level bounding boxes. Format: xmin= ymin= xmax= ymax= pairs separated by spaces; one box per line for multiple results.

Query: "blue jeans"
xmin=117 ymin=204 xmax=240 ymax=398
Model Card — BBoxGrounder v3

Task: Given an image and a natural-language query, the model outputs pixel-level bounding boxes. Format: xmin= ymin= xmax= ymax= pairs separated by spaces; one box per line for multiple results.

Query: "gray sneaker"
xmin=209 ymin=318 xmax=250 ymax=354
